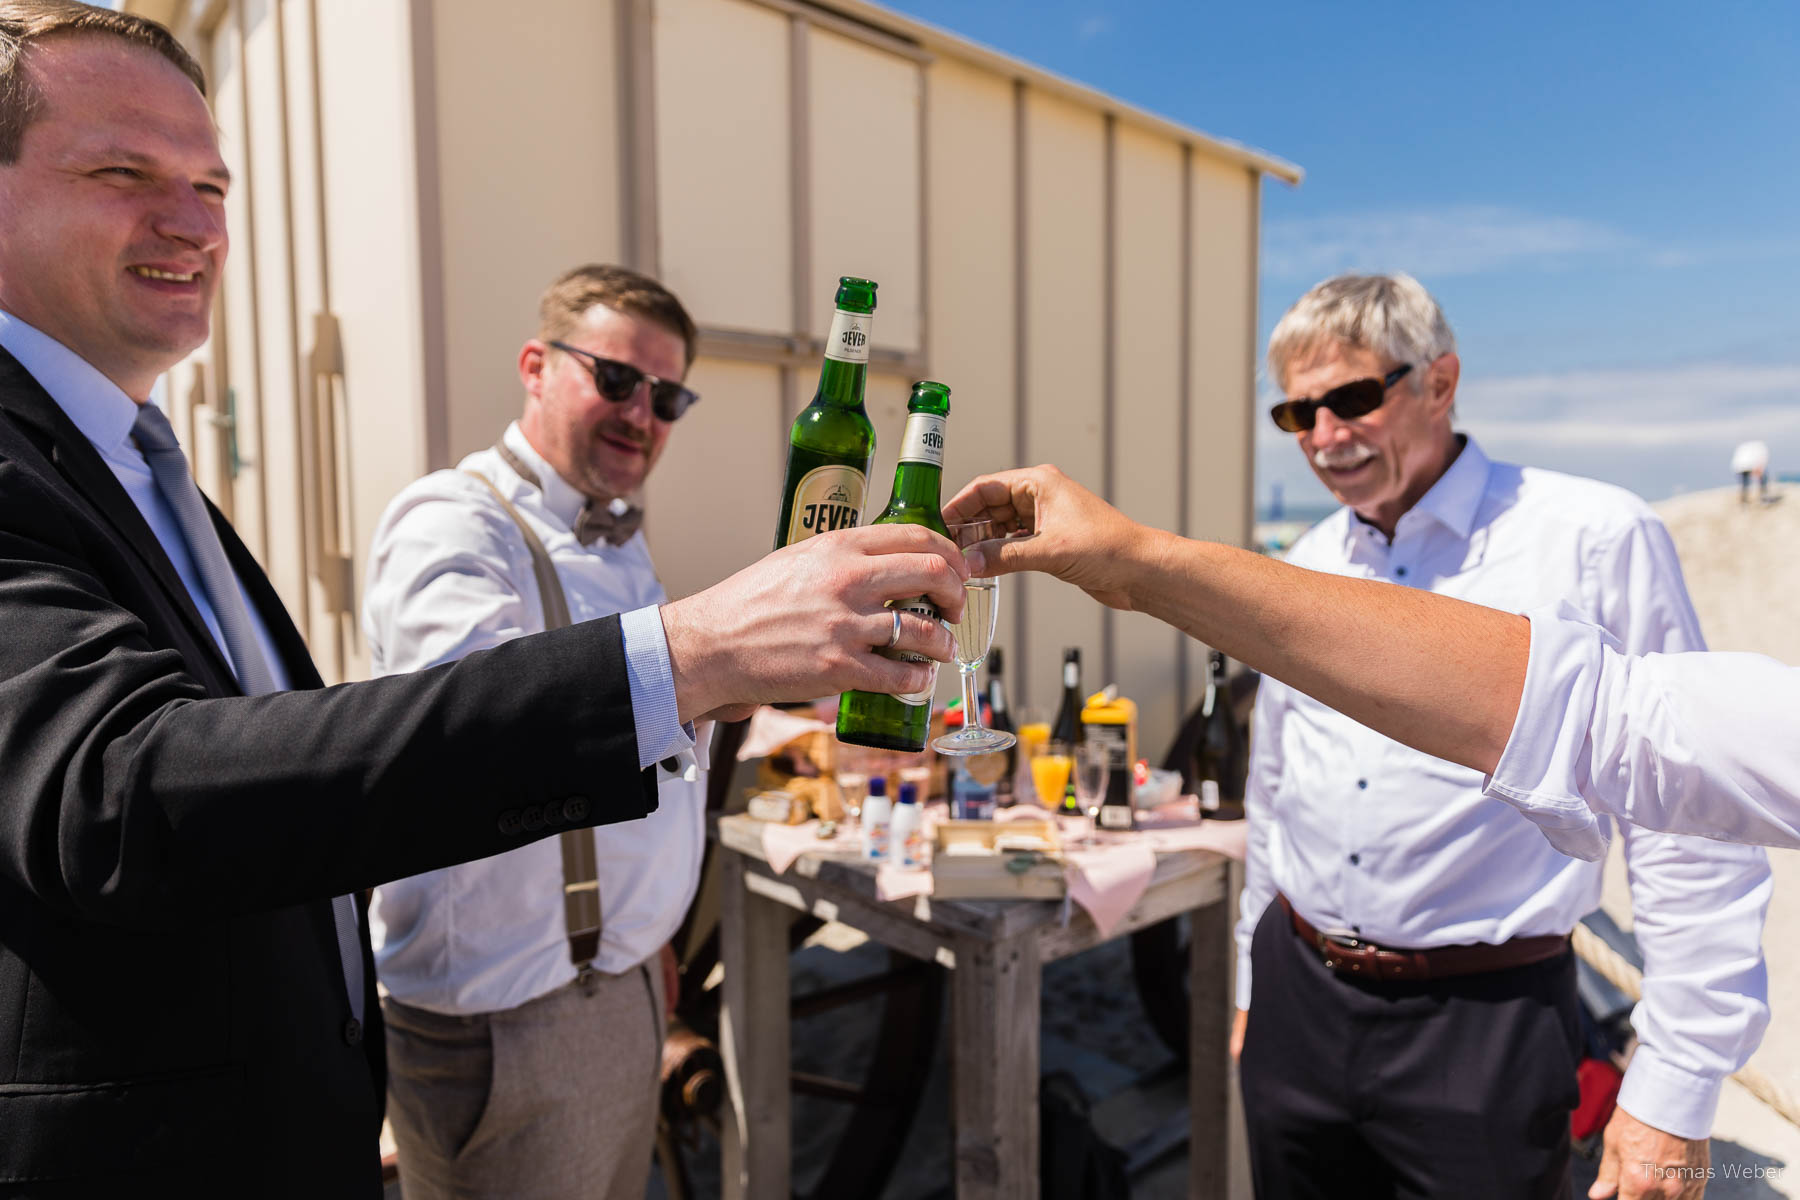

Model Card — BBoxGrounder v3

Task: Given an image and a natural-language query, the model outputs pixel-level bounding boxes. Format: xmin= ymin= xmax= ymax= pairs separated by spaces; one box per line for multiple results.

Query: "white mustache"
xmin=1313 ymin=444 xmax=1376 ymax=471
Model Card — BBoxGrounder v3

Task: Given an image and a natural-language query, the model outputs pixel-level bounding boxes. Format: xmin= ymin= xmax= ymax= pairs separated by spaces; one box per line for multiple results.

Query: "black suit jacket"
xmin=0 ymin=348 xmax=660 ymax=1196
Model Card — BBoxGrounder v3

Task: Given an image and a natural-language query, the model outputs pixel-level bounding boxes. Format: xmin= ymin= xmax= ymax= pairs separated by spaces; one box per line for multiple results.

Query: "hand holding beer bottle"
xmin=837 ymin=381 xmax=954 ymax=753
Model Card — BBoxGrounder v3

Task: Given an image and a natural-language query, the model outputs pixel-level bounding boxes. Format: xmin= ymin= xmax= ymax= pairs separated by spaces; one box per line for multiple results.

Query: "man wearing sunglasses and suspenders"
xmin=1232 ymin=274 xmax=1769 ymax=1199
xmin=362 ymin=265 xmax=711 ymax=1198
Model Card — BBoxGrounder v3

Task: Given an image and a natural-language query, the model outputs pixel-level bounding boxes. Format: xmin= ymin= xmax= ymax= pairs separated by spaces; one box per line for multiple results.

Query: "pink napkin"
xmin=1062 ymin=842 xmax=1158 ymax=937
xmin=761 ymin=819 xmax=845 ymax=874
xmin=875 ymin=864 xmax=934 ymax=901
xmin=737 ymin=707 xmax=832 ymax=761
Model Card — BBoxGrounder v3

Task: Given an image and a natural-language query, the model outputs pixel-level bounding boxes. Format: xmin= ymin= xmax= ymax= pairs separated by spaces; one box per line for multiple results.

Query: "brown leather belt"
xmin=1279 ymin=894 xmax=1569 ymax=983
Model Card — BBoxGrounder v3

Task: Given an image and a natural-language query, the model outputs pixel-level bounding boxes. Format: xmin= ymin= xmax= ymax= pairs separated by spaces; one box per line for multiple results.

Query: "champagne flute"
xmin=1074 ymin=741 xmax=1112 ymax=846
xmin=931 ymin=522 xmax=1018 ymax=756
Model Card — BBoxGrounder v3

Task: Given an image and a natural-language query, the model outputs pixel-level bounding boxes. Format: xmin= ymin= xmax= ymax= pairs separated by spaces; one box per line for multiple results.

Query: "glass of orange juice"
xmin=1029 ymin=741 xmax=1072 ymax=813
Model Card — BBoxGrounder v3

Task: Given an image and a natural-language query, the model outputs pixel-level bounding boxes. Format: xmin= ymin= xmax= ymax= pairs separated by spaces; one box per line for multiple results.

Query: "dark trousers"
xmin=1239 ymin=902 xmax=1582 ymax=1200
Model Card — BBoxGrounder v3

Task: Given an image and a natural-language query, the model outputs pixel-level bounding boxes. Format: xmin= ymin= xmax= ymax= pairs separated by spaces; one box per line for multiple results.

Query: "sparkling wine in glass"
xmin=931 ymin=522 xmax=1018 ymax=757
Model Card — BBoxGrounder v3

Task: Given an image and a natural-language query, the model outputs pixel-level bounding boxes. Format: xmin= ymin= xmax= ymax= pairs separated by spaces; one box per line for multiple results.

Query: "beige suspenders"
xmin=462 ymin=458 xmax=603 ymax=968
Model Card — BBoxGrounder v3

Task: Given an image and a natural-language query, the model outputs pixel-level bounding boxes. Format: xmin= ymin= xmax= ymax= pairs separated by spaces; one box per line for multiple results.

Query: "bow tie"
xmin=572 ymin=496 xmax=644 ymax=547
xmin=494 ymin=441 xmax=643 ymax=547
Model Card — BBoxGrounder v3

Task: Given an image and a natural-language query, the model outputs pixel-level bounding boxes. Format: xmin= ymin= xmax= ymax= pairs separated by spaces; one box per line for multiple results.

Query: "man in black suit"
xmin=0 ymin=4 xmax=962 ymax=1194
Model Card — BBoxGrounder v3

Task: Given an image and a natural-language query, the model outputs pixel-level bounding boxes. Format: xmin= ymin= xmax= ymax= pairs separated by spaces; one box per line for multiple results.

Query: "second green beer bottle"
xmin=836 ymin=381 xmax=953 ymax=753
xmin=774 ymin=277 xmax=877 ymax=549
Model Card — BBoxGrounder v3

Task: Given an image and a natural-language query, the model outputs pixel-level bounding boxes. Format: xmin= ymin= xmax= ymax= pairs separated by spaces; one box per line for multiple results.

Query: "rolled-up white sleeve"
xmin=1484 ymin=602 xmax=1800 ymax=853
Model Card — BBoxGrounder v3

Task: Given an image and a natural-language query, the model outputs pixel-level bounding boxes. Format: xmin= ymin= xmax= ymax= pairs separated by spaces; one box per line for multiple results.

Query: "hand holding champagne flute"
xmin=931 ymin=521 xmax=1017 ymax=756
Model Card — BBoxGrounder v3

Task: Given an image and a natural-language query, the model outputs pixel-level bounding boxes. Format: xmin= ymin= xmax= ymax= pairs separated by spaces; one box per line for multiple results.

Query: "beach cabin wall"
xmin=129 ymin=0 xmax=1299 ymax=758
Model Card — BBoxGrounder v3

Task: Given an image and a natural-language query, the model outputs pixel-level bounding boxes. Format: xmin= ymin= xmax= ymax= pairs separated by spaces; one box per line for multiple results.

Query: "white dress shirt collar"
xmin=500 ymin=421 xmax=590 ymax=531
xmin=1341 ymin=435 xmax=1490 ymax=550
xmin=0 ymin=308 xmax=145 ymax=455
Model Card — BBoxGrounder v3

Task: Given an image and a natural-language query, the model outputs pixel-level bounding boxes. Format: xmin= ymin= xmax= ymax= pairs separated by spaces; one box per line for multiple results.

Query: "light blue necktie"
xmin=132 ymin=403 xmax=365 ymax=1027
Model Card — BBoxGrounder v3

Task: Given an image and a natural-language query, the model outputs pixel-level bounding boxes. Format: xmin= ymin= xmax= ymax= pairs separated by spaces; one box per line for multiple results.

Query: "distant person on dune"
xmin=1731 ymin=440 xmax=1770 ymax=504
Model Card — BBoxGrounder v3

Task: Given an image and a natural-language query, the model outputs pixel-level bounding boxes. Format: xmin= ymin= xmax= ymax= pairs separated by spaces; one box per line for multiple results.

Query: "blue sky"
xmin=881 ymin=0 xmax=1800 ymax=510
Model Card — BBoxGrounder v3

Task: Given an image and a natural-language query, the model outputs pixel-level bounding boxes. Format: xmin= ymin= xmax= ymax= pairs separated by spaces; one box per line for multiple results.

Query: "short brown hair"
xmin=0 ymin=1 xmax=205 ymax=164
xmin=538 ymin=264 xmax=698 ymax=369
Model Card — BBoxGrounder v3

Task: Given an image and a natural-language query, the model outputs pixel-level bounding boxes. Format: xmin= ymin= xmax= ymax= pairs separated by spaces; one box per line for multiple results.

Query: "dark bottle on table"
xmin=774 ymin=276 xmax=877 ymax=549
xmin=1196 ymin=650 xmax=1248 ymax=820
xmin=984 ymin=647 xmax=1017 ymax=803
xmin=836 ymin=381 xmax=953 ymax=753
xmin=1049 ymin=647 xmax=1085 ymax=813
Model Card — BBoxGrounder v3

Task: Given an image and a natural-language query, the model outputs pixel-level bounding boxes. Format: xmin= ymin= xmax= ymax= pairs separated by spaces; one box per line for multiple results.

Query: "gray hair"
xmin=1267 ymin=273 xmax=1456 ymax=393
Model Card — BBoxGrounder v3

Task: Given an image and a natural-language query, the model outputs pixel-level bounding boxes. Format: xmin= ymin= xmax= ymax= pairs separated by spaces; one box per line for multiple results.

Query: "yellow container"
xmin=1080 ymin=689 xmax=1137 ymax=768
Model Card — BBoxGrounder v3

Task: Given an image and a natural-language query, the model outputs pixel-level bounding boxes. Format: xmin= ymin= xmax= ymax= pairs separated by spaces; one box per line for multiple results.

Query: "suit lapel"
xmin=0 ymin=348 xmax=240 ymax=688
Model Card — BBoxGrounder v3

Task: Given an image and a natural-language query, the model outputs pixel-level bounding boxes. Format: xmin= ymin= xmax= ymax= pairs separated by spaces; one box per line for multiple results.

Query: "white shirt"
xmin=1237 ymin=438 xmax=1771 ymax=1139
xmin=364 ymin=423 xmax=707 ymax=1012
xmin=0 ymin=309 xmax=291 ymax=690
xmin=1486 ymin=602 xmax=1800 ymax=855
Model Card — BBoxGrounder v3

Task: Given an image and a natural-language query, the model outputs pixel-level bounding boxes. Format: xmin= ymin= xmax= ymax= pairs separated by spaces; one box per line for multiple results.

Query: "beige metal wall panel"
xmin=808 ymin=26 xmax=923 ymax=354
xmin=1183 ymin=154 xmax=1258 ymax=706
xmin=239 ymin=0 xmax=309 ymax=634
xmin=312 ymin=0 xmax=434 ymax=680
xmin=1112 ymin=124 xmax=1186 ymax=758
xmin=1021 ymin=88 xmax=1106 ymax=712
xmin=209 ymin=3 xmax=269 ymax=563
xmin=654 ymin=0 xmax=793 ymax=335
xmin=431 ymin=0 xmax=623 ymax=464
xmin=924 ymin=57 xmax=1016 ymax=673
xmin=644 ymin=360 xmax=786 ymax=600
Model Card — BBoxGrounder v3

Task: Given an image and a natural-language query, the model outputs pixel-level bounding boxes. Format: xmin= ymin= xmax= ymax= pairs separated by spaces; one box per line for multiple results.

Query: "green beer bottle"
xmin=774 ymin=277 xmax=878 ymax=549
xmin=836 ymin=381 xmax=952 ymax=753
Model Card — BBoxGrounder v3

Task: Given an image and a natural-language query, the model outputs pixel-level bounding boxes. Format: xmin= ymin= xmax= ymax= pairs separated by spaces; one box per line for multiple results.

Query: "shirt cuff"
xmin=1617 ymin=1047 xmax=1727 ymax=1141
xmin=621 ymin=604 xmax=696 ymax=771
xmin=1235 ymin=947 xmax=1255 ymax=1011
xmin=1479 ymin=602 xmax=1613 ymax=862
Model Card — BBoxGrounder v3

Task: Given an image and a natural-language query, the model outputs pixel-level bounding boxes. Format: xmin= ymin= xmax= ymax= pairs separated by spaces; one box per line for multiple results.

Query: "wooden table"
xmin=715 ymin=812 xmax=1240 ymax=1200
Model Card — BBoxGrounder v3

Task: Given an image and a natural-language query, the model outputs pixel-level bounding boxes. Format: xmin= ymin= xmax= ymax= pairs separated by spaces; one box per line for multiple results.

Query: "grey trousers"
xmin=384 ymin=959 xmax=666 ymax=1200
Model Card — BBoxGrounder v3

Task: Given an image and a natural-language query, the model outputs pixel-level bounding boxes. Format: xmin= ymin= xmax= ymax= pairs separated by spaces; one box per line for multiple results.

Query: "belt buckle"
xmin=1316 ymin=930 xmax=1363 ymax=970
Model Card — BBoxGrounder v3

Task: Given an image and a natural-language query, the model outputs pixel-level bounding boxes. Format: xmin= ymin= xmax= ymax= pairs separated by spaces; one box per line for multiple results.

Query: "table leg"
xmin=950 ymin=930 xmax=1041 ymax=1199
xmin=720 ymin=853 xmax=791 ymax=1200
xmin=1188 ymin=876 xmax=1235 ymax=1198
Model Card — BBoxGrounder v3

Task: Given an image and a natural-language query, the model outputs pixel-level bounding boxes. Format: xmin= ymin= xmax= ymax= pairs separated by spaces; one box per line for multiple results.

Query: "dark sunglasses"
xmin=1269 ymin=363 xmax=1412 ymax=433
xmin=549 ymin=341 xmax=700 ymax=422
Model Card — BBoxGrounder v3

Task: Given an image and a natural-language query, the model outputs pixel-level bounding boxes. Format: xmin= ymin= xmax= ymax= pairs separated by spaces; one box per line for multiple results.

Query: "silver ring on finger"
xmin=884 ymin=608 xmax=903 ymax=650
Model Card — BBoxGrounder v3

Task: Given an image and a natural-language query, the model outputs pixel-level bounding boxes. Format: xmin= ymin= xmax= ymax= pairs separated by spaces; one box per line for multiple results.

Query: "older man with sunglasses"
xmin=361 ymin=265 xmax=713 ymax=1198
xmin=1232 ymin=274 xmax=1769 ymax=1200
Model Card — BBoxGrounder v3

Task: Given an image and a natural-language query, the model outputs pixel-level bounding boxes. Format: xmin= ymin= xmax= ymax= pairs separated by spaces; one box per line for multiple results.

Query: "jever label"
xmin=786 ymin=466 xmax=867 ymax=543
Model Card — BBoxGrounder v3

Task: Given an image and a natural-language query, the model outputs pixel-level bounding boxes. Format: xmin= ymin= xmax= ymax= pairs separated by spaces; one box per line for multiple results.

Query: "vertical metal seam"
xmin=230 ymin=0 xmax=273 ymax=565
xmin=1012 ymin=78 xmax=1030 ymax=704
xmin=1175 ymin=143 xmax=1193 ymax=716
xmin=634 ymin=0 xmax=661 ymax=276
xmin=408 ymin=0 xmax=448 ymax=472
xmin=1100 ymin=113 xmax=1116 ymax=689
xmin=788 ymin=14 xmax=812 ymax=445
xmin=1242 ymin=168 xmax=1261 ymax=552
xmin=304 ymin=0 xmax=331 ymax=309
xmin=916 ymin=57 xmax=929 ymax=373
xmin=272 ymin=0 xmax=316 ymax=646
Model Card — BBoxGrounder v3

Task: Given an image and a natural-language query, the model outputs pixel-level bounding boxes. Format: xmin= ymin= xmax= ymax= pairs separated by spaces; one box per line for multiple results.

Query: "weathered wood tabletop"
xmin=714 ymin=812 xmax=1240 ymax=1199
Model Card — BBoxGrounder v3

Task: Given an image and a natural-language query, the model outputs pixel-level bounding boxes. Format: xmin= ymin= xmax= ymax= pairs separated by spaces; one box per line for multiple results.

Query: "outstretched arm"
xmin=945 ymin=466 xmax=1526 ymax=775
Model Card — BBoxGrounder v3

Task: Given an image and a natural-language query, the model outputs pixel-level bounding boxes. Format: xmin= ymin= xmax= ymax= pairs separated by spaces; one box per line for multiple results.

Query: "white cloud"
xmin=1262 ymin=206 xmax=1633 ymax=281
xmin=1076 ymin=15 xmax=1112 ymax=38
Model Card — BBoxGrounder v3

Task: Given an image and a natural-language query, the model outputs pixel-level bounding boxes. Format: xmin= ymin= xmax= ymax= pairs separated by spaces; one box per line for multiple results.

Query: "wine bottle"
xmin=1196 ymin=651 xmax=1248 ymax=820
xmin=984 ymin=647 xmax=1016 ymax=803
xmin=1049 ymin=647 xmax=1085 ymax=812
